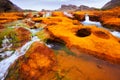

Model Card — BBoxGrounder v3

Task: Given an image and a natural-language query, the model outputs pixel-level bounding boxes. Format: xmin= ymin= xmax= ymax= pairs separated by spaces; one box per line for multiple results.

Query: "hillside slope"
xmin=102 ymin=0 xmax=120 ymax=9
xmin=0 ymin=0 xmax=22 ymax=12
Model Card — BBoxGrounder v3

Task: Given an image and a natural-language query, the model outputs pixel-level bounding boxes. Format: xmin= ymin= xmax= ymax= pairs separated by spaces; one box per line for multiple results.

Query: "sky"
xmin=10 ymin=0 xmax=111 ymax=11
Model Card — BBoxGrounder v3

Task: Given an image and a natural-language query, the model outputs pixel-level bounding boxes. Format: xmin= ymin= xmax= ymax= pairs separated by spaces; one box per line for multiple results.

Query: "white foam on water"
xmin=82 ymin=14 xmax=120 ymax=38
xmin=82 ymin=14 xmax=102 ymax=27
xmin=111 ymin=31 xmax=120 ymax=38
xmin=0 ymin=36 xmax=40 ymax=80
xmin=63 ymin=12 xmax=73 ymax=18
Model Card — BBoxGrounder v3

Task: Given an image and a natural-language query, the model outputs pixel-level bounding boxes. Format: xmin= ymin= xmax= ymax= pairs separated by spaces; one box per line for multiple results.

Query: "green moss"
xmin=61 ymin=46 xmax=75 ymax=56
xmin=36 ymin=30 xmax=49 ymax=42
xmin=5 ymin=59 xmax=21 ymax=80
xmin=0 ymin=28 xmax=20 ymax=48
xmin=4 ymin=20 xmax=30 ymax=28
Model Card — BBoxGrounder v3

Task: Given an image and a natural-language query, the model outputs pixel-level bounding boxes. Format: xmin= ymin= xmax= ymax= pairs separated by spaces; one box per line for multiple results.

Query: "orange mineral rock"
xmin=0 ymin=12 xmax=24 ymax=24
xmin=6 ymin=42 xmax=56 ymax=80
xmin=15 ymin=27 xmax=31 ymax=45
xmin=46 ymin=21 xmax=120 ymax=63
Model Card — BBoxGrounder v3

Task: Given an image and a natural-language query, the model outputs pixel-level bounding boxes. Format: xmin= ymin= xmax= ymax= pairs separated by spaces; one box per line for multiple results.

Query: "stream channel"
xmin=0 ymin=13 xmax=120 ymax=80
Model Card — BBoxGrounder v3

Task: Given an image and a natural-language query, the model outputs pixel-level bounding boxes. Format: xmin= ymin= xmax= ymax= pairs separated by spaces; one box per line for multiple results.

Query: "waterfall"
xmin=82 ymin=14 xmax=120 ymax=38
xmin=82 ymin=14 xmax=102 ymax=27
xmin=85 ymin=14 xmax=90 ymax=22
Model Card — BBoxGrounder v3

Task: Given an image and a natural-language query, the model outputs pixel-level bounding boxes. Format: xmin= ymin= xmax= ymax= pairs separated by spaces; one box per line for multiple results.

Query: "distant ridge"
xmin=56 ymin=4 xmax=96 ymax=11
xmin=102 ymin=0 xmax=120 ymax=9
xmin=0 ymin=0 xmax=22 ymax=12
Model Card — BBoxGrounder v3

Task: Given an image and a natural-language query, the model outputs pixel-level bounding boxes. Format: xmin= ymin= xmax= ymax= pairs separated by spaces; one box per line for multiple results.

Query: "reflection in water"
xmin=55 ymin=48 xmax=120 ymax=80
xmin=46 ymin=39 xmax=65 ymax=50
xmin=82 ymin=14 xmax=120 ymax=38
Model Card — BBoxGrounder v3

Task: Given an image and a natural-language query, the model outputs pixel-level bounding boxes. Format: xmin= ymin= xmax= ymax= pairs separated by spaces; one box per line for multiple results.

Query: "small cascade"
xmin=43 ymin=12 xmax=51 ymax=17
xmin=0 ymin=36 xmax=40 ymax=80
xmin=82 ymin=14 xmax=102 ymax=27
xmin=111 ymin=31 xmax=120 ymax=38
xmin=63 ymin=12 xmax=73 ymax=18
xmin=29 ymin=28 xmax=43 ymax=35
xmin=0 ymin=25 xmax=42 ymax=80
xmin=85 ymin=14 xmax=89 ymax=22
xmin=0 ymin=36 xmax=13 ymax=58
xmin=0 ymin=36 xmax=12 ymax=52
xmin=82 ymin=14 xmax=120 ymax=38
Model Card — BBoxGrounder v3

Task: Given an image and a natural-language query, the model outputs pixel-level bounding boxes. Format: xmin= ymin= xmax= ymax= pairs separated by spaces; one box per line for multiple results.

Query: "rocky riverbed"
xmin=0 ymin=8 xmax=120 ymax=80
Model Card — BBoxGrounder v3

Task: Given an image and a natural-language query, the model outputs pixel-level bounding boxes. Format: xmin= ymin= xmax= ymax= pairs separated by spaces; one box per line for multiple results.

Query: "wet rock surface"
xmin=0 ymin=24 xmax=4 ymax=29
xmin=0 ymin=13 xmax=24 ymax=24
xmin=76 ymin=28 xmax=91 ymax=37
xmin=5 ymin=42 xmax=56 ymax=80
xmin=72 ymin=7 xmax=120 ymax=31
xmin=44 ymin=14 xmax=120 ymax=63
xmin=6 ymin=42 xmax=120 ymax=80
xmin=93 ymin=31 xmax=110 ymax=39
xmin=0 ymin=10 xmax=120 ymax=80
xmin=15 ymin=27 xmax=31 ymax=46
xmin=46 ymin=39 xmax=65 ymax=50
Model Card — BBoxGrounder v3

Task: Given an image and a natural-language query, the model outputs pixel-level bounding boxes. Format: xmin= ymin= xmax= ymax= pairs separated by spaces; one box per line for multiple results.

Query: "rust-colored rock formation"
xmin=32 ymin=16 xmax=80 ymax=26
xmin=73 ymin=11 xmax=86 ymax=21
xmin=0 ymin=12 xmax=24 ymax=24
xmin=6 ymin=42 xmax=56 ymax=80
xmin=15 ymin=27 xmax=31 ymax=46
xmin=0 ymin=24 xmax=4 ymax=29
xmin=42 ymin=15 xmax=120 ymax=63
xmin=72 ymin=7 xmax=120 ymax=31
xmin=52 ymin=11 xmax=65 ymax=17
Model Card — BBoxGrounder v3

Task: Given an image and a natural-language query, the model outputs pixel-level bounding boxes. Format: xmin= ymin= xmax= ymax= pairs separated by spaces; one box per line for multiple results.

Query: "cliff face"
xmin=57 ymin=4 xmax=95 ymax=11
xmin=102 ymin=0 xmax=120 ymax=9
xmin=0 ymin=0 xmax=22 ymax=12
xmin=57 ymin=4 xmax=78 ymax=11
xmin=76 ymin=5 xmax=95 ymax=11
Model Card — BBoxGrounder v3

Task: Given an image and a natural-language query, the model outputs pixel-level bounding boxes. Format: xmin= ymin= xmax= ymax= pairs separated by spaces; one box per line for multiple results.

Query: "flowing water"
xmin=0 ymin=27 xmax=41 ymax=80
xmin=0 ymin=12 xmax=50 ymax=80
xmin=0 ymin=13 xmax=120 ymax=80
xmin=82 ymin=14 xmax=120 ymax=38
xmin=63 ymin=11 xmax=73 ymax=18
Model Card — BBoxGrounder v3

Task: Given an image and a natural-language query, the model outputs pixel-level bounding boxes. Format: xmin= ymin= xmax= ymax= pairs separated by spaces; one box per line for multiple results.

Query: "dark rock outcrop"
xmin=0 ymin=0 xmax=22 ymax=12
xmin=57 ymin=4 xmax=77 ymax=11
xmin=102 ymin=0 xmax=120 ymax=9
xmin=57 ymin=4 xmax=95 ymax=11
xmin=77 ymin=5 xmax=95 ymax=11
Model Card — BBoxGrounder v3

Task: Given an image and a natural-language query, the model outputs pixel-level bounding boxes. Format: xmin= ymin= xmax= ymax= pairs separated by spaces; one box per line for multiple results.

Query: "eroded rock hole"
xmin=93 ymin=31 xmax=110 ymax=39
xmin=76 ymin=28 xmax=91 ymax=37
xmin=46 ymin=39 xmax=65 ymax=50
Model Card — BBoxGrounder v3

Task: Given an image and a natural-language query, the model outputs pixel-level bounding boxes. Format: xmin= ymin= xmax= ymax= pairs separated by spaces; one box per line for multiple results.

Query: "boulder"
xmin=6 ymin=42 xmax=56 ymax=80
xmin=15 ymin=27 xmax=31 ymax=46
